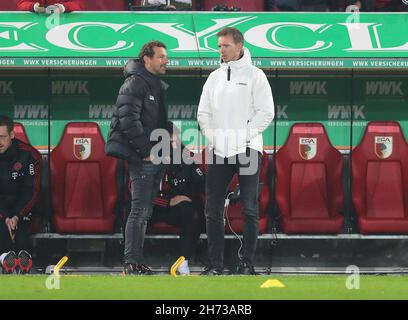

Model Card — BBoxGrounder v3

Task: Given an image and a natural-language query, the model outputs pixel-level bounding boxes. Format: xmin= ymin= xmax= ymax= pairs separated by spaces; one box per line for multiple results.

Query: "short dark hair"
xmin=217 ymin=27 xmax=244 ymax=44
xmin=0 ymin=115 xmax=13 ymax=134
xmin=138 ymin=41 xmax=167 ymax=63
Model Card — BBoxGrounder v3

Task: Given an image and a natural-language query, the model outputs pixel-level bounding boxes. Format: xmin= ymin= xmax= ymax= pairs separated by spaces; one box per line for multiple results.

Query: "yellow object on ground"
xmin=170 ymin=256 xmax=186 ymax=276
xmin=260 ymin=279 xmax=285 ymax=288
xmin=54 ymin=256 xmax=69 ymax=276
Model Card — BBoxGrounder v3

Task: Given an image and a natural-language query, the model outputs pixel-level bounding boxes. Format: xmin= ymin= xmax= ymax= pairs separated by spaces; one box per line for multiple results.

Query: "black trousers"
xmin=205 ymin=149 xmax=262 ymax=270
xmin=152 ymin=201 xmax=201 ymax=260
xmin=0 ymin=220 xmax=31 ymax=254
xmin=124 ymin=160 xmax=165 ymax=265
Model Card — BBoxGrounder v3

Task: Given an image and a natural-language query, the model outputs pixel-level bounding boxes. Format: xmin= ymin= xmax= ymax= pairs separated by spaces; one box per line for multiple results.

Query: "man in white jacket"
xmin=197 ymin=27 xmax=274 ymax=275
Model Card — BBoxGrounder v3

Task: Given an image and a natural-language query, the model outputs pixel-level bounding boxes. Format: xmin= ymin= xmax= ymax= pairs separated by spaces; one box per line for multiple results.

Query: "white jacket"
xmin=197 ymin=47 xmax=275 ymax=158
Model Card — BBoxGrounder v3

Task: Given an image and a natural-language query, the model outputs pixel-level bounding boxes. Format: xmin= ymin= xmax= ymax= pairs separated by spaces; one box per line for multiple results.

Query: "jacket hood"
xmin=123 ymin=59 xmax=144 ymax=78
xmin=123 ymin=59 xmax=169 ymax=91
xmin=220 ymin=47 xmax=252 ymax=70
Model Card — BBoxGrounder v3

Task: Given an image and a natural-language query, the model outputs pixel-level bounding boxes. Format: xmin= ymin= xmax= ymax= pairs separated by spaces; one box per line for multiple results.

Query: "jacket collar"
xmin=0 ymin=139 xmax=17 ymax=162
xmin=220 ymin=47 xmax=252 ymax=71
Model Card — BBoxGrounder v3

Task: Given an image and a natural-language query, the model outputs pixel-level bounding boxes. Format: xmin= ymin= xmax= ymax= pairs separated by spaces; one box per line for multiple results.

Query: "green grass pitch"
xmin=0 ymin=275 xmax=408 ymax=300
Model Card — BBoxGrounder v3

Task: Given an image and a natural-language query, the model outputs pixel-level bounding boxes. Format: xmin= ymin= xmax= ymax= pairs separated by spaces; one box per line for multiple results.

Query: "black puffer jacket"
xmin=106 ymin=59 xmax=169 ymax=162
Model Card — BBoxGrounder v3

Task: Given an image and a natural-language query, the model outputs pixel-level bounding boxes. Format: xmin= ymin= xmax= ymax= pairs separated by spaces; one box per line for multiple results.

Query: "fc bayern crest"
xmin=299 ymin=138 xmax=317 ymax=160
xmin=73 ymin=138 xmax=91 ymax=160
xmin=375 ymin=136 xmax=393 ymax=159
xmin=13 ymin=162 xmax=22 ymax=171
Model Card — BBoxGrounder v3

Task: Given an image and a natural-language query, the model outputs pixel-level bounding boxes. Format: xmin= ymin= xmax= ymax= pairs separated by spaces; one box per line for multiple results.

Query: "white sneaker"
xmin=177 ymin=260 xmax=190 ymax=275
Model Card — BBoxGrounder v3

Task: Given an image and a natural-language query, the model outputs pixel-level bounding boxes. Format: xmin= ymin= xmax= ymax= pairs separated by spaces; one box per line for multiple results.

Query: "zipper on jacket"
xmin=227 ymin=66 xmax=231 ymax=81
xmin=246 ymin=120 xmax=250 ymax=148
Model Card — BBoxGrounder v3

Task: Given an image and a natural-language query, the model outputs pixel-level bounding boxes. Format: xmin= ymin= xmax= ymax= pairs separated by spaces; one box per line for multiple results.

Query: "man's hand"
xmin=33 ymin=2 xmax=45 ymax=13
xmin=45 ymin=4 xmax=65 ymax=14
xmin=143 ymin=155 xmax=155 ymax=162
xmin=5 ymin=216 xmax=18 ymax=242
xmin=54 ymin=3 xmax=66 ymax=12
xmin=169 ymin=195 xmax=192 ymax=207
xmin=346 ymin=1 xmax=361 ymax=11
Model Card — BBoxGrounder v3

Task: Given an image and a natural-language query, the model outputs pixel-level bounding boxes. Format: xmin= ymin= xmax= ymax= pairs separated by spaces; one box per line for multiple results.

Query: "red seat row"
xmin=1 ymin=0 xmax=138 ymax=11
xmin=1 ymin=0 xmax=264 ymax=11
xmin=14 ymin=121 xmax=408 ymax=235
xmin=275 ymin=121 xmax=408 ymax=235
xmin=14 ymin=122 xmax=271 ymax=235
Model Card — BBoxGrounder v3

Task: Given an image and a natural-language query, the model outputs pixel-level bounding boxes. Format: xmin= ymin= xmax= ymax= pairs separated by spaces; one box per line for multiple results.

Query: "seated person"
xmin=0 ymin=116 xmax=41 ymax=274
xmin=140 ymin=0 xmax=177 ymax=10
xmin=150 ymin=124 xmax=205 ymax=275
xmin=17 ymin=0 xmax=84 ymax=13
xmin=345 ymin=0 xmax=408 ymax=11
xmin=169 ymin=0 xmax=193 ymax=10
xmin=139 ymin=0 xmax=192 ymax=10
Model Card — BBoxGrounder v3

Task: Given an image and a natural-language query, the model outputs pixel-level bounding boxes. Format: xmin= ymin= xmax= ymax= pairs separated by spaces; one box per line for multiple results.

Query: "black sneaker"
xmin=1 ymin=251 xmax=17 ymax=274
xmin=17 ymin=250 xmax=33 ymax=275
xmin=200 ymin=266 xmax=223 ymax=276
xmin=136 ymin=264 xmax=153 ymax=275
xmin=123 ymin=263 xmax=138 ymax=275
xmin=236 ymin=260 xmax=257 ymax=275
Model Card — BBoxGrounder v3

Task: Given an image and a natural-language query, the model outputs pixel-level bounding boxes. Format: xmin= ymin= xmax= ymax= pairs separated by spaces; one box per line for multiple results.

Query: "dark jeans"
xmin=205 ymin=148 xmax=262 ymax=270
xmin=152 ymin=201 xmax=201 ymax=260
xmin=124 ymin=160 xmax=165 ymax=265
xmin=0 ymin=219 xmax=31 ymax=254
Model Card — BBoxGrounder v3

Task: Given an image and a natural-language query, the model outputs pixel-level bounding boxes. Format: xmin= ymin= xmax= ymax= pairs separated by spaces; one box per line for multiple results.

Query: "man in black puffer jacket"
xmin=106 ymin=41 xmax=170 ymax=275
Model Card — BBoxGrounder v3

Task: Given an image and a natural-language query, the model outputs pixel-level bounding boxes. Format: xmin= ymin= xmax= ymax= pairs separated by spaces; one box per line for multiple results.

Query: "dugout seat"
xmin=352 ymin=121 xmax=408 ymax=234
xmin=275 ymin=123 xmax=344 ymax=234
xmin=0 ymin=0 xmax=19 ymax=10
xmin=148 ymin=218 xmax=181 ymax=234
xmin=50 ymin=122 xmax=118 ymax=233
xmin=13 ymin=122 xmax=31 ymax=145
xmin=147 ymin=175 xmax=181 ymax=234
xmin=198 ymin=148 xmax=271 ymax=234
xmin=119 ymin=162 xmax=182 ymax=235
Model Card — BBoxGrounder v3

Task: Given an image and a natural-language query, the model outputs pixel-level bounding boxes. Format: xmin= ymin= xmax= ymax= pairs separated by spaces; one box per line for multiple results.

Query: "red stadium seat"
xmin=4 ymin=0 xmax=132 ymax=11
xmin=225 ymin=153 xmax=270 ymax=234
xmin=50 ymin=122 xmax=118 ymax=233
xmin=352 ymin=121 xmax=408 ymax=234
xmin=0 ymin=0 xmax=20 ymax=11
xmin=148 ymin=221 xmax=180 ymax=234
xmin=13 ymin=122 xmax=31 ymax=145
xmin=275 ymin=123 xmax=344 ymax=234
xmin=198 ymin=148 xmax=270 ymax=234
xmin=202 ymin=0 xmax=264 ymax=11
xmin=147 ymin=172 xmax=181 ymax=234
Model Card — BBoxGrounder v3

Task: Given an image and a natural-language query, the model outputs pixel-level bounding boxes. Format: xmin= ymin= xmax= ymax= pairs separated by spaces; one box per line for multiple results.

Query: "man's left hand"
xmin=5 ymin=216 xmax=18 ymax=242
xmin=169 ymin=195 xmax=192 ymax=207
